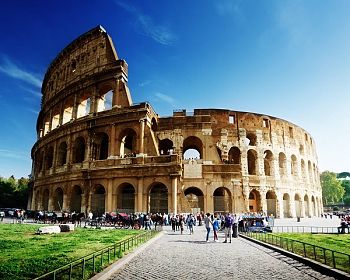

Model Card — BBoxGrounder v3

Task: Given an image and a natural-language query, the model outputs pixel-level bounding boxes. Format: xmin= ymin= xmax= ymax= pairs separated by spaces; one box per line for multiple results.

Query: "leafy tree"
xmin=341 ymin=180 xmax=350 ymax=196
xmin=0 ymin=175 xmax=30 ymax=209
xmin=320 ymin=171 xmax=345 ymax=205
xmin=337 ymin=172 xmax=350 ymax=178
xmin=344 ymin=196 xmax=350 ymax=206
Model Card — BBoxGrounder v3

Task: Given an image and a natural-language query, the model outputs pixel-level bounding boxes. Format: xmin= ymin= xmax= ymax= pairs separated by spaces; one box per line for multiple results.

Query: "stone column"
xmin=62 ymin=193 xmax=68 ymax=211
xmin=260 ymin=189 xmax=267 ymax=214
xmin=242 ymin=181 xmax=250 ymax=212
xmin=289 ymin=197 xmax=295 ymax=218
xmin=277 ymin=192 xmax=283 ymax=218
xmin=139 ymin=118 xmax=145 ymax=155
xmin=72 ymin=93 xmax=78 ymax=120
xmin=110 ymin=124 xmax=116 ymax=157
xmin=172 ymin=176 xmax=178 ymax=214
xmin=59 ymin=102 xmax=64 ymax=126
xmin=137 ymin=177 xmax=144 ymax=212
xmin=80 ymin=192 xmax=87 ymax=214
xmin=106 ymin=179 xmax=113 ymax=212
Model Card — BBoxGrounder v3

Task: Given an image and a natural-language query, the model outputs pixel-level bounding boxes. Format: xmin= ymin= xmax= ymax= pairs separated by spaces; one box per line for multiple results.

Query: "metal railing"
xmin=33 ymin=230 xmax=157 ymax=280
xmin=241 ymin=230 xmax=350 ymax=273
xmin=270 ymin=226 xmax=349 ymax=234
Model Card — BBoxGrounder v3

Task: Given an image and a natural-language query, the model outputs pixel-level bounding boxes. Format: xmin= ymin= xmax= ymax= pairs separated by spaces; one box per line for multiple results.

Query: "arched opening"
xmin=266 ymin=191 xmax=277 ymax=217
xmin=299 ymin=144 xmax=304 ymax=155
xmin=151 ymin=118 xmax=157 ymax=131
xmin=183 ymin=136 xmax=203 ymax=159
xmin=45 ymin=146 xmax=54 ymax=170
xmin=294 ymin=193 xmax=302 ymax=217
xmin=91 ymin=185 xmax=105 ymax=216
xmin=119 ymin=129 xmax=137 ymax=157
xmin=283 ymin=193 xmax=290 ymax=218
xmin=279 ymin=153 xmax=287 ymax=176
xmin=301 ymin=159 xmax=306 ymax=178
xmin=213 ymin=187 xmax=232 ymax=213
xmin=97 ymin=89 xmax=113 ymax=112
xmin=304 ymin=195 xmax=310 ymax=217
xmin=35 ymin=150 xmax=44 ymax=174
xmin=34 ymin=190 xmax=40 ymax=210
xmin=264 ymin=150 xmax=273 ymax=176
xmin=53 ymin=188 xmax=64 ymax=211
xmin=311 ymin=196 xmax=316 ymax=216
xmin=245 ymin=133 xmax=257 ymax=146
xmin=77 ymin=94 xmax=91 ymax=118
xmin=159 ymin=139 xmax=173 ymax=155
xmin=249 ymin=190 xmax=261 ymax=212
xmin=308 ymin=161 xmax=313 ymax=182
xmin=149 ymin=183 xmax=168 ymax=214
xmin=43 ymin=117 xmax=50 ymax=136
xmin=42 ymin=189 xmax=49 ymax=211
xmin=184 ymin=187 xmax=204 ymax=212
xmin=117 ymin=183 xmax=135 ymax=213
xmin=228 ymin=147 xmax=240 ymax=164
xmin=51 ymin=110 xmax=60 ymax=130
xmin=57 ymin=142 xmax=67 ymax=166
xmin=71 ymin=185 xmax=82 ymax=212
xmin=291 ymin=155 xmax=298 ymax=176
xmin=62 ymin=98 xmax=73 ymax=124
xmin=247 ymin=149 xmax=257 ymax=175
xmin=73 ymin=137 xmax=85 ymax=163
xmin=92 ymin=133 xmax=109 ymax=160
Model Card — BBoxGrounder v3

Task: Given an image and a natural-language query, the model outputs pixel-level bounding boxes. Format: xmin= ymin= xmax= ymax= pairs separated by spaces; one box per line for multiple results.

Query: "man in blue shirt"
xmin=223 ymin=213 xmax=233 ymax=243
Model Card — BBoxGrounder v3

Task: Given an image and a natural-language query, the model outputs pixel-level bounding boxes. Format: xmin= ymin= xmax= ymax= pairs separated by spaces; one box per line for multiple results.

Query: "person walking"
xmin=223 ymin=213 xmax=233 ymax=243
xmin=204 ymin=213 xmax=212 ymax=242
xmin=187 ymin=214 xmax=194 ymax=234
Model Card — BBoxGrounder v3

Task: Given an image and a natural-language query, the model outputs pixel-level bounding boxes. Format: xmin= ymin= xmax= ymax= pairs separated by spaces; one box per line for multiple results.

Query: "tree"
xmin=0 ymin=175 xmax=30 ymax=209
xmin=320 ymin=171 xmax=345 ymax=205
xmin=341 ymin=180 xmax=350 ymax=196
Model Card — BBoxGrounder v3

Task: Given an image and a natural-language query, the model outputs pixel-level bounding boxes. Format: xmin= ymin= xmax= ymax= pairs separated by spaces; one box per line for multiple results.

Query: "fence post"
xmin=108 ymin=247 xmax=110 ymax=263
xmin=313 ymin=246 xmax=316 ymax=260
xmin=69 ymin=263 xmax=73 ymax=280
xmin=114 ymin=243 xmax=116 ymax=259
xmin=332 ymin=251 xmax=336 ymax=268
xmin=82 ymin=258 xmax=86 ymax=279
xmin=93 ymin=253 xmax=95 ymax=273
xmin=323 ymin=248 xmax=326 ymax=265
xmin=303 ymin=243 xmax=306 ymax=257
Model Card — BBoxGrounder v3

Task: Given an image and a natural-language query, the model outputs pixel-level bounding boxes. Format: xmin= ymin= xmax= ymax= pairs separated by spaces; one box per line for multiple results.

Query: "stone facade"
xmin=29 ymin=26 xmax=323 ymax=218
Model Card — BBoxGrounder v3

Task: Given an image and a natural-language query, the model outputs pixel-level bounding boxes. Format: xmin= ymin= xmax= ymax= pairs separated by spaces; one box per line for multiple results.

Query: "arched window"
xmin=92 ymin=133 xmax=109 ymax=160
xmin=159 ymin=139 xmax=174 ymax=155
xmin=45 ymin=146 xmax=54 ymax=170
xmin=279 ymin=152 xmax=287 ymax=176
xmin=97 ymin=89 xmax=113 ymax=112
xmin=228 ymin=147 xmax=240 ymax=164
xmin=247 ymin=149 xmax=257 ymax=175
xmin=77 ymin=94 xmax=91 ymax=118
xmin=213 ymin=187 xmax=232 ymax=213
xmin=119 ymin=129 xmax=137 ymax=157
xmin=183 ymin=136 xmax=203 ymax=160
xmin=73 ymin=137 xmax=85 ymax=163
xmin=245 ymin=133 xmax=257 ymax=146
xmin=53 ymin=188 xmax=64 ymax=211
xmin=57 ymin=142 xmax=67 ymax=166
xmin=291 ymin=155 xmax=298 ymax=175
xmin=149 ymin=183 xmax=168 ymax=213
xmin=91 ymin=185 xmax=105 ymax=216
xmin=264 ymin=150 xmax=273 ymax=176
xmin=117 ymin=183 xmax=135 ymax=212
xmin=62 ymin=99 xmax=74 ymax=124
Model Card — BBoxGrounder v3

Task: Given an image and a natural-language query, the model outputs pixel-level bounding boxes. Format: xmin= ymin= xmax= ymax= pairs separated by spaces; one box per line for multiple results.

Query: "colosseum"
xmin=29 ymin=26 xmax=323 ymax=218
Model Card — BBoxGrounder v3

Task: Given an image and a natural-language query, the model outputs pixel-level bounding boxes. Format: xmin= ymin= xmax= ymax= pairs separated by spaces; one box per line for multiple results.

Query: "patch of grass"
xmin=0 ymin=224 xmax=142 ymax=280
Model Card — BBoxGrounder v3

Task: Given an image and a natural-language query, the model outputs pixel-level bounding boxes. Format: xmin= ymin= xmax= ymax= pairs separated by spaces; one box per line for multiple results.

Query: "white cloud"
xmin=0 ymin=56 xmax=42 ymax=88
xmin=154 ymin=92 xmax=176 ymax=105
xmin=138 ymin=80 xmax=151 ymax=87
xmin=115 ymin=1 xmax=177 ymax=46
xmin=19 ymin=86 xmax=42 ymax=98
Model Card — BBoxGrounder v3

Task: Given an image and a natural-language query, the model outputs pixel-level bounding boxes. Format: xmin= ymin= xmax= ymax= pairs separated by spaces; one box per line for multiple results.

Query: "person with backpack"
xmin=223 ymin=213 xmax=233 ymax=243
xmin=187 ymin=214 xmax=194 ymax=234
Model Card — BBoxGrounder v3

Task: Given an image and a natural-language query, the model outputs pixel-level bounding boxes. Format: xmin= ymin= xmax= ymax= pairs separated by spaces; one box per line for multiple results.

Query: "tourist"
xmin=212 ymin=216 xmax=219 ymax=242
xmin=204 ymin=213 xmax=212 ymax=242
xmin=223 ymin=213 xmax=233 ymax=243
xmin=180 ymin=215 xmax=185 ymax=234
xmin=171 ymin=215 xmax=176 ymax=232
xmin=187 ymin=214 xmax=195 ymax=234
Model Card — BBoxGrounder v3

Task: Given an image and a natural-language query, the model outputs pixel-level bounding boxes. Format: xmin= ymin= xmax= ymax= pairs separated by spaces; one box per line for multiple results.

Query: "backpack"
xmin=225 ymin=216 xmax=233 ymax=227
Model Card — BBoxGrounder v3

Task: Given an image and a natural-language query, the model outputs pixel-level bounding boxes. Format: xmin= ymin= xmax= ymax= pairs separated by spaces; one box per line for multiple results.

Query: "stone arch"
xmin=247 ymin=149 xmax=257 ymax=175
xmin=35 ymin=150 xmax=44 ymax=174
xmin=97 ymin=87 xmax=113 ymax=112
xmin=92 ymin=132 xmax=109 ymax=160
xmin=70 ymin=185 xmax=82 ymax=212
xmin=117 ymin=183 xmax=136 ymax=213
xmin=283 ymin=193 xmax=291 ymax=218
xmin=291 ymin=155 xmax=298 ymax=176
xmin=245 ymin=132 xmax=257 ymax=146
xmin=304 ymin=194 xmax=310 ymax=217
xmin=57 ymin=141 xmax=67 ymax=166
xmin=301 ymin=159 xmax=306 ymax=178
xmin=159 ymin=138 xmax=173 ymax=155
xmin=264 ymin=150 xmax=273 ymax=176
xmin=45 ymin=146 xmax=54 ymax=170
xmin=249 ymin=189 xmax=261 ymax=212
xmin=73 ymin=137 xmax=86 ymax=163
xmin=51 ymin=108 xmax=60 ymax=130
xmin=119 ymin=128 xmax=137 ymax=157
xmin=213 ymin=187 xmax=232 ymax=213
xmin=91 ymin=184 xmax=105 ymax=216
xmin=53 ymin=187 xmax=64 ymax=211
xmin=299 ymin=144 xmax=304 ymax=155
xmin=77 ymin=92 xmax=91 ymax=118
xmin=308 ymin=161 xmax=313 ymax=182
xmin=279 ymin=152 xmax=287 ymax=176
xmin=62 ymin=97 xmax=74 ymax=124
xmin=294 ymin=193 xmax=302 ymax=217
xmin=184 ymin=187 xmax=204 ymax=212
xmin=311 ymin=195 xmax=316 ymax=216
xmin=228 ymin=146 xmax=240 ymax=164
xmin=149 ymin=183 xmax=168 ymax=214
xmin=42 ymin=189 xmax=49 ymax=211
xmin=183 ymin=136 xmax=203 ymax=159
xmin=266 ymin=191 xmax=277 ymax=217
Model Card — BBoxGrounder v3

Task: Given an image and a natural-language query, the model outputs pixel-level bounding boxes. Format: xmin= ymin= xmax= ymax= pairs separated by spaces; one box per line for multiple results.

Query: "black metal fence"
xmin=33 ymin=230 xmax=157 ymax=280
xmin=270 ymin=226 xmax=349 ymax=234
xmin=241 ymin=230 xmax=350 ymax=273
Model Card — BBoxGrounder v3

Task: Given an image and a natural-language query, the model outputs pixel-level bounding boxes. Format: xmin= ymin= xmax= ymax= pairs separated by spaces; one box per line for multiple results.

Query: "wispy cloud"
xmin=138 ymin=80 xmax=151 ymax=87
xmin=0 ymin=56 xmax=42 ymax=88
xmin=154 ymin=92 xmax=176 ymax=105
xmin=25 ymin=108 xmax=39 ymax=115
xmin=214 ymin=0 xmax=242 ymax=16
xmin=115 ymin=1 xmax=176 ymax=45
xmin=19 ymin=86 xmax=42 ymax=98
xmin=0 ymin=149 xmax=28 ymax=160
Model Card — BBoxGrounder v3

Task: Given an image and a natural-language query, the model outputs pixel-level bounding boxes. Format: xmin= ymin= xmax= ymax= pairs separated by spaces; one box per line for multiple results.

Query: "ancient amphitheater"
xmin=29 ymin=26 xmax=323 ymax=218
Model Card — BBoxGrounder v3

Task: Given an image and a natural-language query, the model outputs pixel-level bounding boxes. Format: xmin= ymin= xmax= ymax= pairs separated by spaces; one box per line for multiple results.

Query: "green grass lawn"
xmin=0 ymin=224 xmax=141 ymax=280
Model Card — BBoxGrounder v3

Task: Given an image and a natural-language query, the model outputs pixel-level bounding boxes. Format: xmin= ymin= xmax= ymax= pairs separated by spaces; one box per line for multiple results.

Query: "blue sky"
xmin=0 ymin=0 xmax=349 ymax=178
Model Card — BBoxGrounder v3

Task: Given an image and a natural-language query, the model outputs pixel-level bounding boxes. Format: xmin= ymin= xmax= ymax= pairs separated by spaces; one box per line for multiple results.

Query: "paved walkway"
xmin=109 ymin=225 xmax=335 ymax=280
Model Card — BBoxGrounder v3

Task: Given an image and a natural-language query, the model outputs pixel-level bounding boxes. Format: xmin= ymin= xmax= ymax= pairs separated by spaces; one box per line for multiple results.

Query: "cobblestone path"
xmin=109 ymin=225 xmax=335 ymax=280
